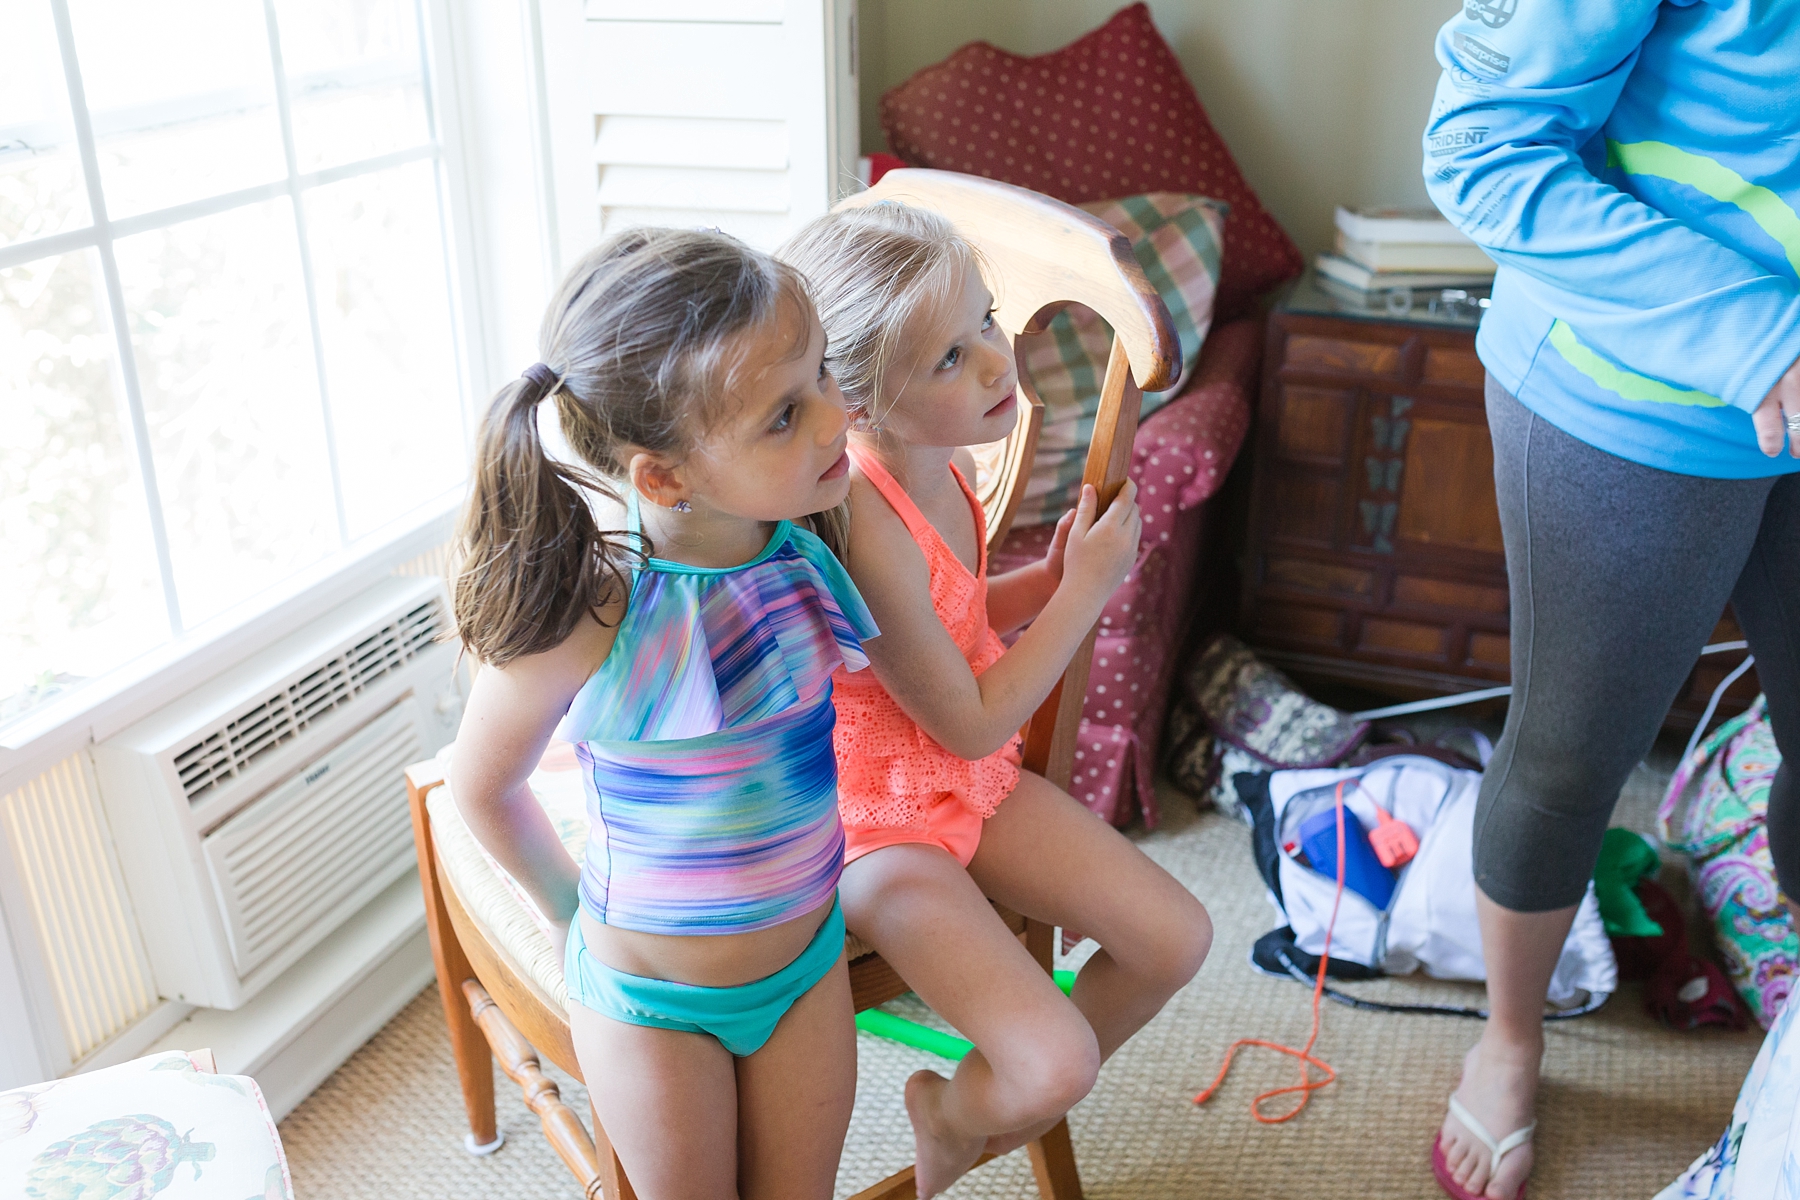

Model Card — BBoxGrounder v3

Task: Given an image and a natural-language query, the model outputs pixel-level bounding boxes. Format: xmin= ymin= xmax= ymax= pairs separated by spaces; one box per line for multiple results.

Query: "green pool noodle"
xmin=855 ymin=1010 xmax=972 ymax=1060
xmin=854 ymin=971 xmax=1077 ymax=1060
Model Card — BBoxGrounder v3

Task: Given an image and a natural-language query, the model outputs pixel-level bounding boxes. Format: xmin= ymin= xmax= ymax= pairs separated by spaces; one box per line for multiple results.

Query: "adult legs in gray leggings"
xmin=1475 ymin=378 xmax=1800 ymax=912
xmin=1437 ymin=380 xmax=1800 ymax=1200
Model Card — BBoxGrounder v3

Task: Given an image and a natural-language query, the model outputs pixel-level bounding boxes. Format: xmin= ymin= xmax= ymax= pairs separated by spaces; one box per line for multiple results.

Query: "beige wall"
xmin=858 ymin=0 xmax=1454 ymax=261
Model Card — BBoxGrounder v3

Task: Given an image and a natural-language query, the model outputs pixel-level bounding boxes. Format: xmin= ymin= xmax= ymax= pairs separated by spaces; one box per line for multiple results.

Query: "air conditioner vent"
xmin=397 ymin=599 xmax=443 ymax=655
xmin=202 ymin=701 xmax=423 ymax=977
xmin=173 ymin=596 xmax=449 ymax=804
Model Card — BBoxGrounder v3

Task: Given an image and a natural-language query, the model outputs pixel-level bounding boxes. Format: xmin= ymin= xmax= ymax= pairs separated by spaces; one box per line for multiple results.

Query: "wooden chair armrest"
xmin=406 ymin=756 xmax=448 ymax=802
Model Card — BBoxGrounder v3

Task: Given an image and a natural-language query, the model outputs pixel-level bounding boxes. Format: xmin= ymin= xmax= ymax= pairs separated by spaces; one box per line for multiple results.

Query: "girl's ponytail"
xmin=453 ymin=369 xmax=635 ymax=667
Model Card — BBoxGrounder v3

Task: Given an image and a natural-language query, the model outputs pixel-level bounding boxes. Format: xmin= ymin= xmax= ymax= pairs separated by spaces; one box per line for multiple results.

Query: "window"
xmin=2 ymin=0 xmax=470 ymax=729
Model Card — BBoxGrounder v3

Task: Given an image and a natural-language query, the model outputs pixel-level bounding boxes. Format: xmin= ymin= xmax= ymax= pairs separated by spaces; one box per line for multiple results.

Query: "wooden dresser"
xmin=1238 ymin=276 xmax=1756 ymax=726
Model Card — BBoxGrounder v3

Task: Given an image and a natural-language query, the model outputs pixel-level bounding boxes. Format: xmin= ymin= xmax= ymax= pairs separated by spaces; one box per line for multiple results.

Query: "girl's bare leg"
xmin=736 ymin=956 xmax=857 ymax=1200
xmin=570 ymin=1004 xmax=739 ymax=1200
xmin=571 ymin=955 xmax=856 ymax=1200
xmin=967 ymin=770 xmax=1212 ymax=1154
xmin=840 ymin=844 xmax=1101 ymax=1198
xmin=1438 ymin=891 xmax=1577 ymax=1200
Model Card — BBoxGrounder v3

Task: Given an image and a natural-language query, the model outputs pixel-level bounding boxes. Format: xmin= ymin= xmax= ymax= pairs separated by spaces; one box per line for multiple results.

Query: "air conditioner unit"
xmin=93 ymin=576 xmax=465 ymax=1010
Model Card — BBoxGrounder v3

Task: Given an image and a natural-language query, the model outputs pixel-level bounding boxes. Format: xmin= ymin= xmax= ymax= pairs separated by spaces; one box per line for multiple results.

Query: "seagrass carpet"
xmin=279 ymin=753 xmax=1762 ymax=1199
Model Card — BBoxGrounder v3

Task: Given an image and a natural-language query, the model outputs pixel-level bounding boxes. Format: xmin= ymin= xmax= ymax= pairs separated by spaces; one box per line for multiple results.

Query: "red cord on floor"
xmin=1193 ymin=779 xmax=1350 ymax=1123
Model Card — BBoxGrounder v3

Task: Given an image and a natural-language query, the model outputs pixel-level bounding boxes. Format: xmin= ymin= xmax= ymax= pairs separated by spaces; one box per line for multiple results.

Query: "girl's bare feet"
xmin=904 ymin=1070 xmax=987 ymax=1198
xmin=1437 ymin=1037 xmax=1539 ymax=1200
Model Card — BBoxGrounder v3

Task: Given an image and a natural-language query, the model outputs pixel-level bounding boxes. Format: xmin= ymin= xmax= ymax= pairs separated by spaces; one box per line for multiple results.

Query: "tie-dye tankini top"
xmin=555 ymin=498 xmax=877 ymax=936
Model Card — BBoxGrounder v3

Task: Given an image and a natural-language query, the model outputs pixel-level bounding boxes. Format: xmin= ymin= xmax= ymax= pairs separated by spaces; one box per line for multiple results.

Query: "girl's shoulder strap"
xmin=847 ymin=443 xmax=935 ymax=543
xmin=947 ymin=458 xmax=990 ymax=580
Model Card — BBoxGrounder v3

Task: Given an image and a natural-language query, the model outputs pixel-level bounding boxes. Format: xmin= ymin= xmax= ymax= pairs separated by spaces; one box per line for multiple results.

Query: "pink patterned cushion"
xmin=878 ymin=3 xmax=1301 ymax=320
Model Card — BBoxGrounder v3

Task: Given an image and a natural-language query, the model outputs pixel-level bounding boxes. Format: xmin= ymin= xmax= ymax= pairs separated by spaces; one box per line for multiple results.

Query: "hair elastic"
xmin=521 ymin=362 xmax=563 ymax=397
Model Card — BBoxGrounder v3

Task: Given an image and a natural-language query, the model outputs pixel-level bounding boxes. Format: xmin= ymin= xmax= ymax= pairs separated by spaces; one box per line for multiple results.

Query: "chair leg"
xmin=407 ymin=774 xmax=498 ymax=1150
xmin=846 ymin=1165 xmax=918 ymax=1200
xmin=1027 ymin=1118 xmax=1083 ymax=1200
xmin=465 ymin=982 xmax=610 ymax=1196
xmin=1022 ymin=916 xmax=1083 ymax=1198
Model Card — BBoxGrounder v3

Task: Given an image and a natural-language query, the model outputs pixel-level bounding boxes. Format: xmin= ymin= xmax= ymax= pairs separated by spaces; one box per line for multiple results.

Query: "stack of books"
xmin=1315 ymin=206 xmax=1496 ymax=299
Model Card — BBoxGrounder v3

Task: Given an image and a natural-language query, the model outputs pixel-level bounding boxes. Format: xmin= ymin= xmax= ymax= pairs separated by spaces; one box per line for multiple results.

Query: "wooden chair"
xmin=405 ymin=168 xmax=1177 ymax=1200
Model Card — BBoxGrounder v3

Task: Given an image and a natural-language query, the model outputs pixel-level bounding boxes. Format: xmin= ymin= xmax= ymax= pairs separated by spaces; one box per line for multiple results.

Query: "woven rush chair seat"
xmin=427 ymin=746 xmax=883 ymax=1018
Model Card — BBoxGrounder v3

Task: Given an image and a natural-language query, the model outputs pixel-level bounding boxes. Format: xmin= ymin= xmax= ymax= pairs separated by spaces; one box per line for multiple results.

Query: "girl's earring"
xmin=671 ymin=500 xmax=693 ymax=513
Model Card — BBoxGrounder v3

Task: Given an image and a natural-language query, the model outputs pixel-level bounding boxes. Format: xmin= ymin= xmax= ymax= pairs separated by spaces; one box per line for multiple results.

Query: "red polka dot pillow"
xmin=1008 ymin=192 xmax=1223 ymax=529
xmin=879 ymin=2 xmax=1302 ymax=321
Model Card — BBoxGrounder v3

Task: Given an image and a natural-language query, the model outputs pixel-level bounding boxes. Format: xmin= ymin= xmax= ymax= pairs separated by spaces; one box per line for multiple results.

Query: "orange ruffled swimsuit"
xmin=832 ymin=444 xmax=1023 ymax=867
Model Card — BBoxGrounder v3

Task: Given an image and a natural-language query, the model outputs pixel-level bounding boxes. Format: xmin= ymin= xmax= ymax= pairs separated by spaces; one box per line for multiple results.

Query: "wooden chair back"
xmin=836 ymin=168 xmax=1178 ymax=790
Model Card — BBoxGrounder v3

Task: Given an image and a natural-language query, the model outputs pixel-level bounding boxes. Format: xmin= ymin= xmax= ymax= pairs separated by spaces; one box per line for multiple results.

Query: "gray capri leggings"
xmin=1474 ymin=378 xmax=1800 ymax=912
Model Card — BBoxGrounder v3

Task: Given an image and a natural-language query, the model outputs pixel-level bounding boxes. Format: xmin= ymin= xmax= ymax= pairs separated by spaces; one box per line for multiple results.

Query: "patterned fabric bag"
xmin=1659 ymin=696 xmax=1794 ymax=1029
xmin=1166 ymin=634 xmax=1370 ymax=817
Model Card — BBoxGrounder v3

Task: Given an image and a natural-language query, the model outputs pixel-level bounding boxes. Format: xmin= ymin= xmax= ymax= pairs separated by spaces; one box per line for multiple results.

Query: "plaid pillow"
xmin=1010 ymin=192 xmax=1224 ymax=528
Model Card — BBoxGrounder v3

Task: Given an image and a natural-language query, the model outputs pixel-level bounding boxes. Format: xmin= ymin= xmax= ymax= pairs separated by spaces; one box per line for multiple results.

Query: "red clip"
xmin=1369 ymin=806 xmax=1419 ymax=869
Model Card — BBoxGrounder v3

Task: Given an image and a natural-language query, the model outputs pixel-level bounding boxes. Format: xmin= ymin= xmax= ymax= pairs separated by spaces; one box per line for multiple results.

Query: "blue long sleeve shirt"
xmin=1423 ymin=0 xmax=1800 ymax=478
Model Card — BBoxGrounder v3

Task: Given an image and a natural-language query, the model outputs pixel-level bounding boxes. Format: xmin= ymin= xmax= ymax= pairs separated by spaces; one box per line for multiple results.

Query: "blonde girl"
xmin=780 ymin=205 xmax=1212 ymax=1197
xmin=449 ymin=229 xmax=875 ymax=1200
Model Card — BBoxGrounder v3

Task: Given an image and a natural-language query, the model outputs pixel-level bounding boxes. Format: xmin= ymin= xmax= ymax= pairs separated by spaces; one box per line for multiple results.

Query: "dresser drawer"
xmin=1422 ymin=344 xmax=1484 ymax=388
xmin=1282 ymin=333 xmax=1404 ymax=380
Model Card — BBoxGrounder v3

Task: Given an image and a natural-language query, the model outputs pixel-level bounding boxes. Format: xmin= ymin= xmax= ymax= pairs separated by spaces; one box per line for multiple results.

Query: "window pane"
xmin=0 ymin=2 xmax=90 ymax=246
xmin=114 ymin=199 xmax=338 ymax=627
xmin=306 ymin=162 xmax=464 ymax=538
xmin=0 ymin=250 xmax=167 ymax=725
xmin=69 ymin=0 xmax=286 ymax=218
xmin=275 ymin=0 xmax=431 ymax=174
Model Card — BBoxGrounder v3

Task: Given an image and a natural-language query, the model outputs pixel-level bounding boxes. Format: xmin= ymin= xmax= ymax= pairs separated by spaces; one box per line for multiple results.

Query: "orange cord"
xmin=1193 ymin=779 xmax=1350 ymax=1123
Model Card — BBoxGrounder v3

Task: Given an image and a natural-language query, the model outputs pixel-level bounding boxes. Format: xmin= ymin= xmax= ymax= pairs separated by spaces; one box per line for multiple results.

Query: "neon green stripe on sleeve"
xmin=1606 ymin=139 xmax=1800 ymax=277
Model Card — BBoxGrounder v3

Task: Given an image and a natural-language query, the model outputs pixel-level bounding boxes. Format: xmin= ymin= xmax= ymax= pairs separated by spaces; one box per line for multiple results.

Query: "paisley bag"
xmin=1660 ymin=696 xmax=1794 ymax=1029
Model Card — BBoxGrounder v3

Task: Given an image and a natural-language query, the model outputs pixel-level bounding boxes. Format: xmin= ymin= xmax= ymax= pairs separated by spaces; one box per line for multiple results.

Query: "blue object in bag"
xmin=1297 ymin=806 xmax=1396 ymax=910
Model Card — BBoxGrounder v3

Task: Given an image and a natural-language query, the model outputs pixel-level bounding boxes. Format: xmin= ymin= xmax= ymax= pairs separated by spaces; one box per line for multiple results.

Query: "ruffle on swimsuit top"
xmin=557 ymin=522 xmax=877 ymax=746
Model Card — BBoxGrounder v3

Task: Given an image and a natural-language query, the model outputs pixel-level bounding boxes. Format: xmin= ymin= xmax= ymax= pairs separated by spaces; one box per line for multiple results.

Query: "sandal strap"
xmin=1448 ymin=1095 xmax=1537 ymax=1175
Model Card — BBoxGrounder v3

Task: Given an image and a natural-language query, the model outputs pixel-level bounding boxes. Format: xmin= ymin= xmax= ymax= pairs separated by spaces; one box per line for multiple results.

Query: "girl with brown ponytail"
xmin=449 ymin=227 xmax=876 ymax=1198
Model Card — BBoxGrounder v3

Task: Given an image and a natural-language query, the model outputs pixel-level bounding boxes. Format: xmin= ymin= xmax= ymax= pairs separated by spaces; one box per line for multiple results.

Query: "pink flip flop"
xmin=1432 ymin=1096 xmax=1532 ymax=1200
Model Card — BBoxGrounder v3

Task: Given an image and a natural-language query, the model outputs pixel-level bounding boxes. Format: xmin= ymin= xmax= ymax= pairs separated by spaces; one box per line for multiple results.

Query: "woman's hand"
xmin=1057 ymin=480 xmax=1142 ymax=610
xmin=1753 ymin=356 xmax=1800 ymax=458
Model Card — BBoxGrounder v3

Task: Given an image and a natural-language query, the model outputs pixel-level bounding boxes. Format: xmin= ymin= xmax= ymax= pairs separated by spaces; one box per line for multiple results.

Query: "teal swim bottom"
xmin=563 ymin=899 xmax=844 ymax=1057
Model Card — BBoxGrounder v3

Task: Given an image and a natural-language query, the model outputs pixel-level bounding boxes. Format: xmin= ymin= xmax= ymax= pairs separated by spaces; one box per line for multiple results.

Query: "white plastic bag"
xmin=1267 ymin=757 xmax=1617 ymax=1007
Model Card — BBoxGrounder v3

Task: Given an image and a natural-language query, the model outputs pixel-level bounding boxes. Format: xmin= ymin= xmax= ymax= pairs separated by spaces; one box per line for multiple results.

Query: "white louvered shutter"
xmin=539 ymin=0 xmax=859 ymax=262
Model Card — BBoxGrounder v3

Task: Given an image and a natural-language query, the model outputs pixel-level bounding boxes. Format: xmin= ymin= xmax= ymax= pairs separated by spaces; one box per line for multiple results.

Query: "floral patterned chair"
xmin=0 ymin=1049 xmax=294 ymax=1200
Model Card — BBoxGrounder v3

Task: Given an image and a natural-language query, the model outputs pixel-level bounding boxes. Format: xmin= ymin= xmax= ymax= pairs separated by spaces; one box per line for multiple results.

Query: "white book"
xmin=1314 ymin=253 xmax=1496 ymax=293
xmin=1336 ymin=232 xmax=1497 ymax=274
xmin=1334 ymin=205 xmax=1475 ymax=247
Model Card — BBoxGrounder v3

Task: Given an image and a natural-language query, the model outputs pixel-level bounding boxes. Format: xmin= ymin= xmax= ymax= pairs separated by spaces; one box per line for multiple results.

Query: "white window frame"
xmin=0 ymin=0 xmax=557 ymax=795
